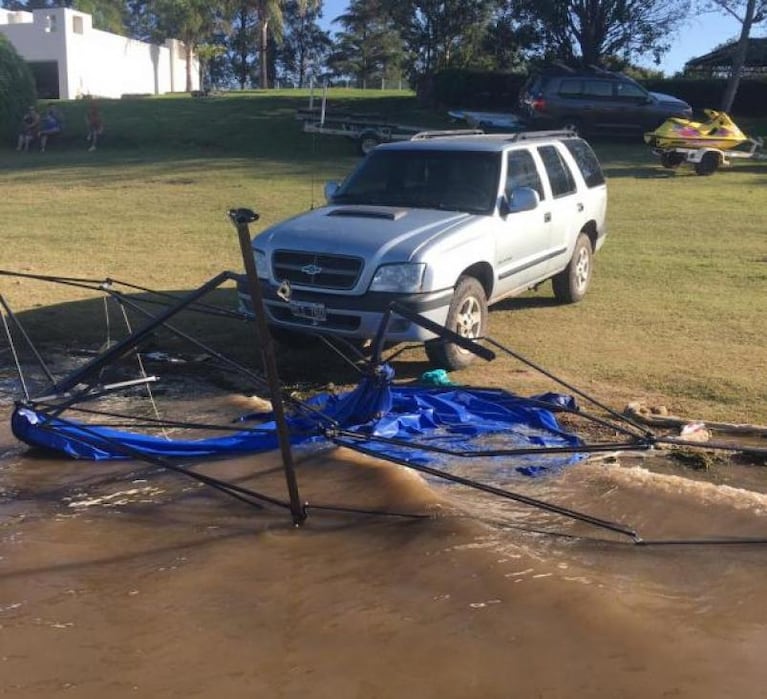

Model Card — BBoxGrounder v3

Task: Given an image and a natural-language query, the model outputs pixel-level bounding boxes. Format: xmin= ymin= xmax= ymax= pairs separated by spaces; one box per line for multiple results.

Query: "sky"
xmin=318 ymin=1 xmax=762 ymax=76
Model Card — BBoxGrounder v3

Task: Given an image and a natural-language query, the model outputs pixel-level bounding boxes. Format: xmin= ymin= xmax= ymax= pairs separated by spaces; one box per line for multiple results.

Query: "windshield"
xmin=333 ymin=149 xmax=501 ymax=214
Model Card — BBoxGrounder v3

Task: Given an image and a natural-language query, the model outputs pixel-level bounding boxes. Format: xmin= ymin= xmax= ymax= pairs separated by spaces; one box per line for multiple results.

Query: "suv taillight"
xmin=531 ymin=98 xmax=546 ymax=112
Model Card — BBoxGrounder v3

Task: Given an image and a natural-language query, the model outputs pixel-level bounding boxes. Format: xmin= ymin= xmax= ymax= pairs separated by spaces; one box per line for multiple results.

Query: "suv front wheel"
xmin=425 ymin=276 xmax=487 ymax=371
xmin=552 ymin=233 xmax=593 ymax=303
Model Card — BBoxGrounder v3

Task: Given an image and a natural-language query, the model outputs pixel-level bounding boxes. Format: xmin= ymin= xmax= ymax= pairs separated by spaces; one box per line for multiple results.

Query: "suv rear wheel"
xmin=425 ymin=276 xmax=487 ymax=371
xmin=560 ymin=118 xmax=582 ymax=137
xmin=552 ymin=233 xmax=592 ymax=303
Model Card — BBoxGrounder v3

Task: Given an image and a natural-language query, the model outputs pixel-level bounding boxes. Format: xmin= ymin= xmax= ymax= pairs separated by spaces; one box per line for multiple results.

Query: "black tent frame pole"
xmin=50 ymin=271 xmax=236 ymax=396
xmin=229 ymin=208 xmax=306 ymax=526
xmin=0 ymin=294 xmax=56 ymax=386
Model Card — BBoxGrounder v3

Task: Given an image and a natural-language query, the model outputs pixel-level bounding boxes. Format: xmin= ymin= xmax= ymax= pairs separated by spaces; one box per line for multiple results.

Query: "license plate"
xmin=289 ymin=301 xmax=327 ymax=322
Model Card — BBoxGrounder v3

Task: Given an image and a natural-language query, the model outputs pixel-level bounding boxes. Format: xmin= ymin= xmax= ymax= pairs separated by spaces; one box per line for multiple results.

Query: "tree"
xmin=702 ymin=0 xmax=767 ymax=110
xmin=154 ymin=0 xmax=222 ymax=91
xmin=251 ymin=0 xmax=285 ymax=88
xmin=385 ymin=0 xmax=497 ymax=79
xmin=73 ymin=0 xmax=126 ymax=33
xmin=277 ymin=0 xmax=330 ymax=87
xmin=510 ymin=0 xmax=691 ymax=67
xmin=228 ymin=1 xmax=260 ymax=88
xmin=478 ymin=7 xmax=541 ymax=71
xmin=329 ymin=0 xmax=404 ymax=87
xmin=0 ymin=34 xmax=36 ymax=143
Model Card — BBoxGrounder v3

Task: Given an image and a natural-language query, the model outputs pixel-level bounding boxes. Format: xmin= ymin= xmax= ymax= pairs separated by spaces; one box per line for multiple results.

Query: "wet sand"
xmin=2 ymin=406 xmax=767 ymax=698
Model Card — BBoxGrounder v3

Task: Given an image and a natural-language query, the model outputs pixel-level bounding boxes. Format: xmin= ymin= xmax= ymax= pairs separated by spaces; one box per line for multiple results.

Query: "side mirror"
xmin=504 ymin=186 xmax=539 ymax=215
xmin=324 ymin=181 xmax=340 ymax=202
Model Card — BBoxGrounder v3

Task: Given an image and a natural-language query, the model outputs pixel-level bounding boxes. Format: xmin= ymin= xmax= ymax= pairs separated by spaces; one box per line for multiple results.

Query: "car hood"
xmin=253 ymin=205 xmax=476 ymax=262
xmin=649 ymin=91 xmax=691 ymax=110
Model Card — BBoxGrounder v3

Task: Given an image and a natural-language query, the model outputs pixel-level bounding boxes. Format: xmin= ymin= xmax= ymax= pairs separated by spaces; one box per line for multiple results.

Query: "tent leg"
xmin=229 ymin=208 xmax=306 ymax=526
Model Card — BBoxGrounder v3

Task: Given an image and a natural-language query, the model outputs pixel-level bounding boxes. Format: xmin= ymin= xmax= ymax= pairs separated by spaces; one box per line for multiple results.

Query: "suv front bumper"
xmin=236 ymin=276 xmax=454 ymax=342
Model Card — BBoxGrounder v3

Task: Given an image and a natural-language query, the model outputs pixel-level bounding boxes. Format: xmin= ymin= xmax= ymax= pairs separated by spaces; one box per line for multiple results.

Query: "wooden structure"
xmin=684 ymin=37 xmax=767 ymax=78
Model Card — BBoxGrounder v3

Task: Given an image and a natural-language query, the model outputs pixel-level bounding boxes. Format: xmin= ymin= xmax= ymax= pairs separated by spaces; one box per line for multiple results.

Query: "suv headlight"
xmin=253 ymin=249 xmax=269 ymax=278
xmin=369 ymin=263 xmax=426 ymax=292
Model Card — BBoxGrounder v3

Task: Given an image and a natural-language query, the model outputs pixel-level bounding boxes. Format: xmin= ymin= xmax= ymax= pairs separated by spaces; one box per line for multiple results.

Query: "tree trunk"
xmin=720 ymin=0 xmax=757 ymax=112
xmin=259 ymin=18 xmax=269 ymax=88
xmin=185 ymin=43 xmax=193 ymax=92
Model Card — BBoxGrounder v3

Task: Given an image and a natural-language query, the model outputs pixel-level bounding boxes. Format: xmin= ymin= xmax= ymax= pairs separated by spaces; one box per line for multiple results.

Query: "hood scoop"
xmin=327 ymin=207 xmax=407 ymax=221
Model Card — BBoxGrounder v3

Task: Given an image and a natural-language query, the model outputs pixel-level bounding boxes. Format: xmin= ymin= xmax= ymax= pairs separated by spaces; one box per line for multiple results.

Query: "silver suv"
xmin=240 ymin=130 xmax=608 ymax=370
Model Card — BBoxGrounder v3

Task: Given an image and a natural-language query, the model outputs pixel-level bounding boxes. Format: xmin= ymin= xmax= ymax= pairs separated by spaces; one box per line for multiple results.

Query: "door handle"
xmin=577 ymin=202 xmax=584 ymax=212
xmin=544 ymin=212 xmax=551 ymax=223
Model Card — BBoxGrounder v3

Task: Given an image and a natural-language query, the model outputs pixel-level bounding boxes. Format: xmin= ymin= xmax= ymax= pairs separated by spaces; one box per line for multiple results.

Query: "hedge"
xmin=0 ymin=34 xmax=36 ymax=143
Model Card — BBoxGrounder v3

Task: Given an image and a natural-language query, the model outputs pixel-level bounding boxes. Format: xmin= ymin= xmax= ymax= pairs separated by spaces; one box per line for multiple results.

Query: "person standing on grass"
xmin=39 ymin=106 xmax=63 ymax=152
xmin=85 ymin=100 xmax=103 ymax=151
xmin=16 ymin=106 xmax=40 ymax=151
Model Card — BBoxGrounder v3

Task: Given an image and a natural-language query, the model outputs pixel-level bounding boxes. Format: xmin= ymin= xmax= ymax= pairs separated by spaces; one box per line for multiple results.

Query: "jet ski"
xmin=644 ymin=110 xmax=750 ymax=150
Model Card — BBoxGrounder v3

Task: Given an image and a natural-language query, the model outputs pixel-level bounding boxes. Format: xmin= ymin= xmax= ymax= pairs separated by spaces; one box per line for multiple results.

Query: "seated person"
xmin=39 ymin=106 xmax=63 ymax=152
xmin=16 ymin=106 xmax=40 ymax=152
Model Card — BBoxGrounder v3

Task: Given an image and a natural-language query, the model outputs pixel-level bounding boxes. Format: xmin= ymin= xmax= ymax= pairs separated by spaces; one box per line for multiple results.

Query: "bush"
xmin=0 ymin=34 xmax=36 ymax=144
xmin=427 ymin=69 xmax=527 ymax=109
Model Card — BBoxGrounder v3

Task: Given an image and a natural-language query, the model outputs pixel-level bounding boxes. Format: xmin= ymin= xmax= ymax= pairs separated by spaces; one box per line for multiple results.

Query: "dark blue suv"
xmin=519 ymin=66 xmax=692 ymax=137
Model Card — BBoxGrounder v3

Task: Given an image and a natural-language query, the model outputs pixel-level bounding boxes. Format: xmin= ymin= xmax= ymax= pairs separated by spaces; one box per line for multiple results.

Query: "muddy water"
xmin=2 ymin=396 xmax=767 ymax=698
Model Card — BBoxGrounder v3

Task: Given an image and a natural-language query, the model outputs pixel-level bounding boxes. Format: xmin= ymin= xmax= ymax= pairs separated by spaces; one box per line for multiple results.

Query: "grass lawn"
xmin=1 ymin=90 xmax=766 ymax=424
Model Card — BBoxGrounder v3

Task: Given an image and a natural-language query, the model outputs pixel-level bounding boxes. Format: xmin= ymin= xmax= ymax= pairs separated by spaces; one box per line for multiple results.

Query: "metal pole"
xmin=228 ymin=208 xmax=306 ymax=526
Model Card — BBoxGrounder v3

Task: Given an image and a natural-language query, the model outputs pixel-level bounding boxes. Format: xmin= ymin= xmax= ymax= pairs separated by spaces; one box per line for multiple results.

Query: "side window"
xmin=583 ymin=80 xmax=613 ymax=98
xmin=537 ymin=146 xmax=577 ymax=198
xmin=615 ymin=81 xmax=648 ymax=100
xmin=558 ymin=79 xmax=582 ymax=97
xmin=563 ymin=139 xmax=606 ymax=188
xmin=506 ymin=150 xmax=545 ymax=201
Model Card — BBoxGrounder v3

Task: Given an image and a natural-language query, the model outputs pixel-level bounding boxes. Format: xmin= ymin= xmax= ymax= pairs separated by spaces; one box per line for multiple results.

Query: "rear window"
xmin=563 ymin=139 xmax=605 ymax=188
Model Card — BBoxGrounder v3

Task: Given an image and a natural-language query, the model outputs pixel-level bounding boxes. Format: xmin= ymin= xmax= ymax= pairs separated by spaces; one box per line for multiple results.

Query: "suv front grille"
xmin=272 ymin=250 xmax=363 ymax=290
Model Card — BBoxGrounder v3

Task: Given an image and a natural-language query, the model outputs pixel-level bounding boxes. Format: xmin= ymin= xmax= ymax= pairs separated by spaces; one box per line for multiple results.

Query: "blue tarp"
xmin=11 ymin=367 xmax=584 ymax=476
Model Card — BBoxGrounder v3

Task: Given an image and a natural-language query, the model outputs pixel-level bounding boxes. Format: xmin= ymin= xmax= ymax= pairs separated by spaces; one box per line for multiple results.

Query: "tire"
xmin=660 ymin=151 xmax=685 ymax=169
xmin=694 ymin=151 xmax=720 ymax=176
xmin=552 ymin=233 xmax=593 ymax=304
xmin=359 ymin=132 xmax=380 ymax=155
xmin=559 ymin=118 xmax=582 ymax=137
xmin=424 ymin=276 xmax=487 ymax=371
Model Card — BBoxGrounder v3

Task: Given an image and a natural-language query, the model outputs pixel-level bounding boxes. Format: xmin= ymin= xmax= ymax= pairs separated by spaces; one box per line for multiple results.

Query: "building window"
xmin=45 ymin=14 xmax=57 ymax=32
xmin=73 ymin=15 xmax=83 ymax=34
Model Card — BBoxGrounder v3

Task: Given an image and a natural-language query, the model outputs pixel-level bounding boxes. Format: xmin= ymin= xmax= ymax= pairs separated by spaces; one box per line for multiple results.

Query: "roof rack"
xmin=507 ymin=129 xmax=576 ymax=142
xmin=586 ymin=64 xmax=613 ymax=76
xmin=410 ymin=129 xmax=485 ymax=141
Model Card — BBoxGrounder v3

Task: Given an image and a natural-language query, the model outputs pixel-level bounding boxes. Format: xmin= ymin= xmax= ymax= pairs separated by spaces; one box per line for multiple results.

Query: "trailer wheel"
xmin=424 ymin=276 xmax=487 ymax=371
xmin=694 ymin=151 xmax=720 ymax=176
xmin=359 ymin=132 xmax=380 ymax=155
xmin=660 ymin=151 xmax=685 ymax=169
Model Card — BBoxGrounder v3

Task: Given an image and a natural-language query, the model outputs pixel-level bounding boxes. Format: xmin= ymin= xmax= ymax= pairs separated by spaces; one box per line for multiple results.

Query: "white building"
xmin=0 ymin=6 xmax=198 ymax=99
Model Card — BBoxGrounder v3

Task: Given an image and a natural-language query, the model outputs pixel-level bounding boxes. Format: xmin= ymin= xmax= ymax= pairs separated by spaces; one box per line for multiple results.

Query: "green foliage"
xmin=329 ymin=0 xmax=404 ymax=88
xmin=514 ymin=0 xmax=691 ymax=66
xmin=386 ymin=0 xmax=497 ymax=78
xmin=0 ymin=34 xmax=36 ymax=143
xmin=428 ymin=69 xmax=527 ymax=108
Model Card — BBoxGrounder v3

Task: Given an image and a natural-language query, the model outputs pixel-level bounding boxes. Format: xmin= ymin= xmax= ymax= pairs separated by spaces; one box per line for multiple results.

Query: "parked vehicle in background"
xmin=519 ymin=65 xmax=692 ymax=137
xmin=239 ymin=130 xmax=608 ymax=371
